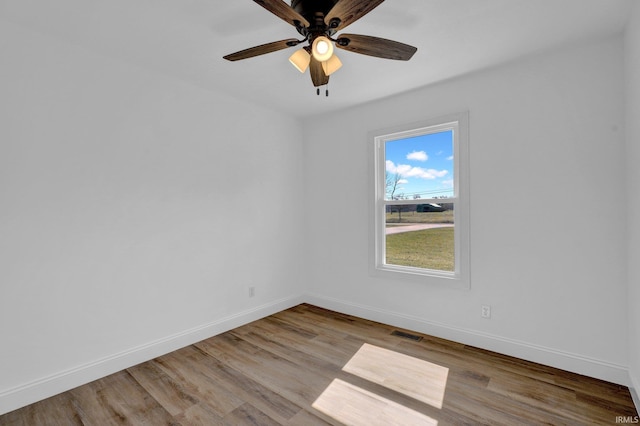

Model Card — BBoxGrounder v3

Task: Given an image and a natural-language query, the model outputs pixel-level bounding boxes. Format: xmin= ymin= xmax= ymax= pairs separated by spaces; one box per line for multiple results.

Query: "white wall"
xmin=303 ymin=36 xmax=629 ymax=384
xmin=0 ymin=21 xmax=304 ymax=414
xmin=625 ymin=1 xmax=640 ymax=405
xmin=0 ymin=11 xmax=636 ymax=416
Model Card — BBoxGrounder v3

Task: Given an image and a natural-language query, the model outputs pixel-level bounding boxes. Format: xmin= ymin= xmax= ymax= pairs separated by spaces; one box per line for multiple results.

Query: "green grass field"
xmin=386 ymin=210 xmax=453 ymax=224
xmin=385 ymin=227 xmax=454 ymax=271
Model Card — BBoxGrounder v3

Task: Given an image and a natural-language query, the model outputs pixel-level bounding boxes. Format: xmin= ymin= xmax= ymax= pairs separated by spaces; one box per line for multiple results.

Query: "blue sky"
xmin=385 ymin=130 xmax=454 ymax=200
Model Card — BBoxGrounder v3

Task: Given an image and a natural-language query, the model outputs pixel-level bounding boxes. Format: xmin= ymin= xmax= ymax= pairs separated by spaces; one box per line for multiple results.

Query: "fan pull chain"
xmin=315 ymin=84 xmax=329 ymax=97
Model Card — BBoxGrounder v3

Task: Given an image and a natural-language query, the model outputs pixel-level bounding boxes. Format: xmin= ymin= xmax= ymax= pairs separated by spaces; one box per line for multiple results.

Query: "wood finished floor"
xmin=1 ymin=304 xmax=637 ymax=425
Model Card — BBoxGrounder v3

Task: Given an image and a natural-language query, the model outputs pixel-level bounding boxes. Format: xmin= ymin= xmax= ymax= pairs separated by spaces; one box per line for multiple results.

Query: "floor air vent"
xmin=391 ymin=330 xmax=423 ymax=341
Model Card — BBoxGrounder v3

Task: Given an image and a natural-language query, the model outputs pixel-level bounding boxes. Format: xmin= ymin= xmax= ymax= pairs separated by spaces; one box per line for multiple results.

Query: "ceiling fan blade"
xmin=252 ymin=0 xmax=310 ymax=28
xmin=223 ymin=39 xmax=299 ymax=61
xmin=325 ymin=0 xmax=385 ymax=31
xmin=309 ymin=56 xmax=329 ymax=87
xmin=335 ymin=34 xmax=417 ymax=61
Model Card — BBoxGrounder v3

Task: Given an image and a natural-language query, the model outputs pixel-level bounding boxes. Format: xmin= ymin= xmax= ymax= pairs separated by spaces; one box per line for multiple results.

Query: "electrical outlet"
xmin=481 ymin=305 xmax=491 ymax=319
xmin=248 ymin=286 xmax=255 ymax=298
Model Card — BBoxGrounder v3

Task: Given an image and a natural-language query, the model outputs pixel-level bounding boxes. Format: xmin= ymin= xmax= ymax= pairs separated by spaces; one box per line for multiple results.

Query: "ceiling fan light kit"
xmin=289 ymin=48 xmax=311 ymax=73
xmin=321 ymin=54 xmax=342 ymax=76
xmin=223 ymin=0 xmax=417 ymax=95
xmin=311 ymin=36 xmax=334 ymax=61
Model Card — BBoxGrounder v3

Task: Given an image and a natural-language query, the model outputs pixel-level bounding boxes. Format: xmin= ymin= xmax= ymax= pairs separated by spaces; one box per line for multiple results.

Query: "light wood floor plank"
xmin=127 ymin=360 xmax=199 ymax=416
xmin=1 ymin=303 xmax=636 ymax=425
xmin=68 ymin=370 xmax=176 ymax=425
xmin=173 ymin=345 xmax=302 ymax=423
xmin=150 ymin=350 xmax=245 ymax=417
xmin=0 ymin=392 xmax=84 ymax=426
xmin=173 ymin=403 xmax=224 ymax=425
xmin=285 ymin=408 xmax=333 ymax=426
xmin=223 ymin=403 xmax=280 ymax=426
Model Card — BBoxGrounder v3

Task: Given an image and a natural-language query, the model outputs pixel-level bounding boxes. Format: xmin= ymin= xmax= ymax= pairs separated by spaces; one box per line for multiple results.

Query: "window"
xmin=370 ymin=112 xmax=469 ymax=287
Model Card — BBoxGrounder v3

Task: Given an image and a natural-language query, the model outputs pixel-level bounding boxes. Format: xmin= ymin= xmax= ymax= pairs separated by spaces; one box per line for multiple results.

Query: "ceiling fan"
xmin=223 ymin=0 xmax=417 ymax=94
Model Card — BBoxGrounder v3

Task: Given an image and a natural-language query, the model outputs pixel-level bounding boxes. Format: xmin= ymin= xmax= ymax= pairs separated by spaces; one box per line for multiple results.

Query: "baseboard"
xmin=304 ymin=293 xmax=630 ymax=386
xmin=630 ymin=374 xmax=640 ymax=415
xmin=0 ymin=294 xmax=304 ymax=416
xmin=1 ymin=293 xmax=632 ymax=416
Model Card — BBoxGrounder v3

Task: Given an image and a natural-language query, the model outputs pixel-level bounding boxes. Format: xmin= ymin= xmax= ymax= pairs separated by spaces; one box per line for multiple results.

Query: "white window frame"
xmin=369 ymin=112 xmax=470 ymax=289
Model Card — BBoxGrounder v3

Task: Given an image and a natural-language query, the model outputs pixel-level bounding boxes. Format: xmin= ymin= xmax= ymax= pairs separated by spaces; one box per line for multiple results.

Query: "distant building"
xmin=417 ymin=203 xmax=446 ymax=212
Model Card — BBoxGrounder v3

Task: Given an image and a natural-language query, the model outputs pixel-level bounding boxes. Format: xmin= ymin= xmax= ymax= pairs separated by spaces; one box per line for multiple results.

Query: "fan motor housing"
xmin=291 ymin=0 xmax=339 ymax=23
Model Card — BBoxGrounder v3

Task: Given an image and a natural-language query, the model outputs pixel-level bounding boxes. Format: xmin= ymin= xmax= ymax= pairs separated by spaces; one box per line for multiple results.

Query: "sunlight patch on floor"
xmin=312 ymin=378 xmax=438 ymax=426
xmin=343 ymin=343 xmax=449 ymax=409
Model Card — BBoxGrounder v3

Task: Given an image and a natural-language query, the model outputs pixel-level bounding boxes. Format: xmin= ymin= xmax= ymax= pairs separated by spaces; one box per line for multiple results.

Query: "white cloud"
xmin=447 ymin=155 xmax=454 ymax=161
xmin=406 ymin=150 xmax=428 ymax=162
xmin=386 ymin=160 xmax=448 ymax=180
xmin=398 ymin=179 xmax=409 ymax=184
xmin=441 ymin=179 xmax=454 ymax=188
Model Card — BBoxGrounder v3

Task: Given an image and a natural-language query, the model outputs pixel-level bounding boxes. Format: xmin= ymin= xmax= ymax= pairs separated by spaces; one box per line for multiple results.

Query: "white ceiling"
xmin=0 ymin=0 xmax=633 ymax=118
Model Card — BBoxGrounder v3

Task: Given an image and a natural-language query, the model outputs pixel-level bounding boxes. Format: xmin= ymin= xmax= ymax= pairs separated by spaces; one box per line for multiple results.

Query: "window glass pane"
xmin=384 ymin=130 xmax=454 ymax=201
xmin=372 ymin=112 xmax=468 ymax=285
xmin=385 ymin=203 xmax=455 ymax=272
